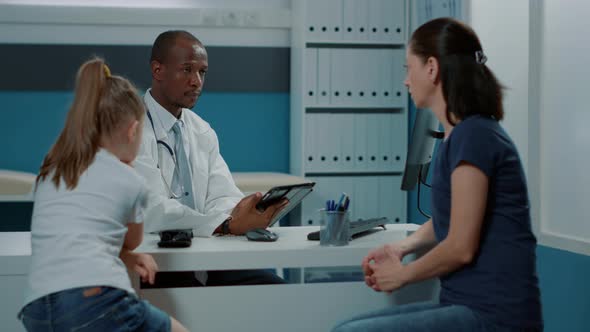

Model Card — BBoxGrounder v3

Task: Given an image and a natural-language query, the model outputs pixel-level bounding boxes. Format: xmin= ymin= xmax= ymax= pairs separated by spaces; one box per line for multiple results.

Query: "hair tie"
xmin=475 ymin=50 xmax=487 ymax=65
xmin=103 ymin=64 xmax=111 ymax=78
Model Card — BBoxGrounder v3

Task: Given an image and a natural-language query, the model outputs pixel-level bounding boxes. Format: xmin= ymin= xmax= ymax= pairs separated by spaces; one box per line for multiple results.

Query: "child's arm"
xmin=120 ymin=249 xmax=158 ymax=284
xmin=123 ymin=222 xmax=144 ymax=251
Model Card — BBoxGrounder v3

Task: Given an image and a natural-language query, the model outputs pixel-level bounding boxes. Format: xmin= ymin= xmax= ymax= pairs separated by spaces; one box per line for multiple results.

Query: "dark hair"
xmin=410 ymin=17 xmax=504 ymax=124
xmin=150 ymin=30 xmax=202 ymax=64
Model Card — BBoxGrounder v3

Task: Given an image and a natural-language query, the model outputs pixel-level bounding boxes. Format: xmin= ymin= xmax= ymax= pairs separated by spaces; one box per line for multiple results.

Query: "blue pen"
xmin=335 ymin=193 xmax=344 ymax=211
xmin=326 ymin=200 xmax=331 ymax=211
xmin=331 ymin=200 xmax=336 ymax=211
xmin=337 ymin=193 xmax=346 ymax=207
xmin=343 ymin=197 xmax=350 ymax=211
xmin=340 ymin=193 xmax=350 ymax=211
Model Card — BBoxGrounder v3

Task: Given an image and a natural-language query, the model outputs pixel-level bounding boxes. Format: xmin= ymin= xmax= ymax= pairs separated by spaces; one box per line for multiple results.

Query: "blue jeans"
xmin=19 ymin=286 xmax=170 ymax=332
xmin=331 ymin=301 xmax=531 ymax=332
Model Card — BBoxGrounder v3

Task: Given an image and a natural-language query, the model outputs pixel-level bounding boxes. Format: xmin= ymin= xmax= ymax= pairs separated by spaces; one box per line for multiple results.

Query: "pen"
xmin=326 ymin=200 xmax=331 ymax=211
xmin=336 ymin=192 xmax=346 ymax=209
xmin=343 ymin=197 xmax=350 ymax=211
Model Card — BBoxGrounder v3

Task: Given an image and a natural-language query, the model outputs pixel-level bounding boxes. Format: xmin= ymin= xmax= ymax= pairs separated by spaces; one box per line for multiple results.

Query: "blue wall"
xmin=537 ymin=245 xmax=590 ymax=332
xmin=0 ymin=91 xmax=289 ymax=173
xmin=198 ymin=92 xmax=290 ymax=172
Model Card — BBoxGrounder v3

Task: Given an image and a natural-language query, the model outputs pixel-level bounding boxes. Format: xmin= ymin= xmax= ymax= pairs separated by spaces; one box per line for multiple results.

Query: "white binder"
xmin=355 ymin=49 xmax=370 ymax=106
xmin=391 ymin=48 xmax=406 ymax=108
xmin=380 ymin=49 xmax=394 ymax=107
xmin=342 ymin=0 xmax=357 ymax=42
xmin=305 ymin=115 xmax=317 ymax=171
xmin=317 ymin=48 xmax=331 ymax=106
xmin=353 ymin=113 xmax=368 ymax=171
xmin=305 ymin=1 xmax=323 ymax=40
xmin=305 ymin=47 xmax=318 ymax=107
xmin=391 ymin=112 xmax=406 ymax=171
xmin=340 ymin=114 xmax=355 ymax=172
xmin=366 ymin=114 xmax=381 ymax=171
xmin=330 ymin=49 xmax=347 ymax=106
xmin=378 ymin=113 xmax=394 ymax=171
xmin=305 ymin=0 xmax=342 ymax=41
xmin=326 ymin=114 xmax=342 ymax=170
xmin=381 ymin=0 xmax=406 ymax=44
xmin=316 ymin=114 xmax=330 ymax=172
xmin=322 ymin=0 xmax=343 ymax=41
xmin=368 ymin=0 xmax=383 ymax=43
xmin=367 ymin=50 xmax=382 ymax=107
xmin=354 ymin=0 xmax=370 ymax=41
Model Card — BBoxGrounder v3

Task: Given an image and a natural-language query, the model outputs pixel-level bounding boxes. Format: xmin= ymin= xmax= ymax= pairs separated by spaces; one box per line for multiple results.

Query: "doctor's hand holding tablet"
xmin=222 ymin=182 xmax=316 ymax=236
xmin=225 ymin=192 xmax=288 ymax=235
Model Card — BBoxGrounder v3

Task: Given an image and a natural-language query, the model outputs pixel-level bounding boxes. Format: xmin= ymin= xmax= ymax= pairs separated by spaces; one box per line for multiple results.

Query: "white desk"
xmin=0 ymin=232 xmax=31 ymax=331
xmin=135 ymin=225 xmax=439 ymax=332
xmin=0 ymin=225 xmax=439 ymax=332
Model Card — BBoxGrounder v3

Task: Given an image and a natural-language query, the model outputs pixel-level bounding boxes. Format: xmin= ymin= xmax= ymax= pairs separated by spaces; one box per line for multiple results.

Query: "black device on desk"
xmin=307 ymin=217 xmax=388 ymax=241
xmin=158 ymin=229 xmax=193 ymax=248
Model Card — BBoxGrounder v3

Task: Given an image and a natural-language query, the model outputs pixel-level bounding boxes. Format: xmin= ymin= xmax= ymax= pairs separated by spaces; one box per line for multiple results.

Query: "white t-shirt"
xmin=23 ymin=149 xmax=147 ymax=306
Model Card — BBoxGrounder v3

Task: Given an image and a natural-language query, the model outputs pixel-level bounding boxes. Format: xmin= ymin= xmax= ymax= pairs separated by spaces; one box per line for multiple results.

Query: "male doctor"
xmin=134 ymin=30 xmax=286 ymax=287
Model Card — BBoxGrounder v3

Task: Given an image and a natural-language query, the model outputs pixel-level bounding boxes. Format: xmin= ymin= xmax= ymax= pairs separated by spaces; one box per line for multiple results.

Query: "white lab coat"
xmin=134 ymin=91 xmax=244 ymax=237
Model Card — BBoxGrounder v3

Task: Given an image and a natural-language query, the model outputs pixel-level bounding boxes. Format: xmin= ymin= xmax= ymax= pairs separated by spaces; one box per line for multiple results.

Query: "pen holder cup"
xmin=319 ymin=209 xmax=350 ymax=246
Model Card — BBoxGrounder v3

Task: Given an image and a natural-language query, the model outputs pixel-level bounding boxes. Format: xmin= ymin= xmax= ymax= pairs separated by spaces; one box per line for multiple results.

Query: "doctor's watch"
xmin=221 ymin=216 xmax=233 ymax=235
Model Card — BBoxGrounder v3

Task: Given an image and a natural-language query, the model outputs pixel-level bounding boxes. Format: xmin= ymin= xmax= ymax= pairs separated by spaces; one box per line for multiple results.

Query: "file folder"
xmin=381 ymin=0 xmax=406 ymax=44
xmin=317 ymin=48 xmax=331 ymax=106
xmin=340 ymin=114 xmax=355 ymax=172
xmin=342 ymin=0 xmax=356 ymax=42
xmin=305 ymin=47 xmax=318 ymax=106
xmin=378 ymin=113 xmax=394 ymax=172
xmin=366 ymin=114 xmax=381 ymax=171
xmin=368 ymin=0 xmax=383 ymax=42
xmin=305 ymin=115 xmax=317 ymax=171
xmin=353 ymin=114 xmax=368 ymax=171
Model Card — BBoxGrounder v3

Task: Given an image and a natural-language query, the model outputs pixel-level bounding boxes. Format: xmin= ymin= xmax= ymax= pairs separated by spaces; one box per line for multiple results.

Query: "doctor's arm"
xmin=133 ymin=134 xmax=234 ymax=237
xmin=203 ymin=131 xmax=286 ymax=235
xmin=368 ymin=161 xmax=488 ymax=292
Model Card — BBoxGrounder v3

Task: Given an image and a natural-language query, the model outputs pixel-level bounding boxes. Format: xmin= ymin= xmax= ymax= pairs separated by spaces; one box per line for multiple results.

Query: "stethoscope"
xmin=146 ymin=110 xmax=190 ymax=200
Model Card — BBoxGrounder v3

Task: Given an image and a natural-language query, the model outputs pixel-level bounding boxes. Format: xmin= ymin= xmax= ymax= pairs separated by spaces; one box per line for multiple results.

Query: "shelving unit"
xmin=290 ymin=0 xmax=409 ymax=226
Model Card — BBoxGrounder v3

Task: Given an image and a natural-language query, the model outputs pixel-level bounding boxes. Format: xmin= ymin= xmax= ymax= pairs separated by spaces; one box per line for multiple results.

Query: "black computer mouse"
xmin=245 ymin=228 xmax=279 ymax=242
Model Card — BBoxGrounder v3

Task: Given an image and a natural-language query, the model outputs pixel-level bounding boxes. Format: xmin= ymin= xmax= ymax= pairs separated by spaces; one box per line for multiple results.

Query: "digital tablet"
xmin=255 ymin=182 xmax=316 ymax=227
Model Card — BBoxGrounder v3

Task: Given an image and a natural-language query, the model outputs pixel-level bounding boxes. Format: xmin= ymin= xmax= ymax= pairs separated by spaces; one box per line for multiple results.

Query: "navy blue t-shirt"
xmin=431 ymin=115 xmax=542 ymax=329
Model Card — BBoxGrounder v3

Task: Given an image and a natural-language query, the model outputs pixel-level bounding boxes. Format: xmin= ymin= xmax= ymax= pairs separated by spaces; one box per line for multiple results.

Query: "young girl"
xmin=19 ymin=58 xmax=188 ymax=332
xmin=333 ymin=18 xmax=542 ymax=332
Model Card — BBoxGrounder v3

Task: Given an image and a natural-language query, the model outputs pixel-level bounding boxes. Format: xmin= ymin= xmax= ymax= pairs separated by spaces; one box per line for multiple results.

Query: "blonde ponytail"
xmin=37 ymin=57 xmax=144 ymax=189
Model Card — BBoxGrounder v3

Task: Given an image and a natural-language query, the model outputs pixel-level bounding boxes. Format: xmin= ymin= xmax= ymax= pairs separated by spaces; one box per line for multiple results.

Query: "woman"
xmin=332 ymin=17 xmax=542 ymax=332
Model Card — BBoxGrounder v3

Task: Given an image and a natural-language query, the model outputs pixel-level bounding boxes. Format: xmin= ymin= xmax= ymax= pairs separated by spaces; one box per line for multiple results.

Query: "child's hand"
xmin=120 ymin=250 xmax=159 ymax=284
